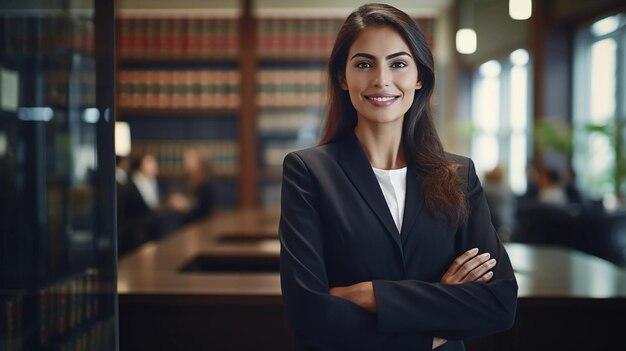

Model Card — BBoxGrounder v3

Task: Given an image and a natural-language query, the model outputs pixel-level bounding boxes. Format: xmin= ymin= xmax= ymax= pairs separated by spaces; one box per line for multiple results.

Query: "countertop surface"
xmin=118 ymin=209 xmax=626 ymax=302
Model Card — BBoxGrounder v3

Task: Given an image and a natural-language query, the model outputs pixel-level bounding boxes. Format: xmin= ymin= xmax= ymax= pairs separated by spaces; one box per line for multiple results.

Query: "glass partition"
xmin=0 ymin=1 xmax=117 ymax=350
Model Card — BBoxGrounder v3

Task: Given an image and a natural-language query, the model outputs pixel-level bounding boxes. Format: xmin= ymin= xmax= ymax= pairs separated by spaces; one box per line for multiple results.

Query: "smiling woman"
xmin=341 ymin=26 xmax=421 ymax=139
xmin=279 ymin=3 xmax=518 ymax=351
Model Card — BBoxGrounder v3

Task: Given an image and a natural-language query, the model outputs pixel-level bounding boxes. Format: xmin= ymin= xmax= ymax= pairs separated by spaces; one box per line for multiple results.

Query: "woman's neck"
xmin=354 ymin=122 xmax=406 ymax=170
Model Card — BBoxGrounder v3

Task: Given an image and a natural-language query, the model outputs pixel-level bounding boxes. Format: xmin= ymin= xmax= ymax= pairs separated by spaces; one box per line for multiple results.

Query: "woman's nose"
xmin=372 ymin=66 xmax=390 ymax=87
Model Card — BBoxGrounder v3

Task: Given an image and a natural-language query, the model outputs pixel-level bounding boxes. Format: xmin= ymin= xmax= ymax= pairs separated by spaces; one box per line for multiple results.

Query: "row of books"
xmin=257 ymin=109 xmax=323 ymax=134
xmin=117 ymin=70 xmax=241 ymax=109
xmin=42 ymin=318 xmax=113 ymax=351
xmin=262 ymin=142 xmax=302 ymax=168
xmin=39 ymin=269 xmax=100 ymax=346
xmin=117 ymin=17 xmax=238 ymax=59
xmin=1 ymin=15 xmax=94 ymax=57
xmin=115 ymin=15 xmax=434 ymax=60
xmin=48 ymin=69 xmax=96 ymax=107
xmin=256 ymin=18 xmax=343 ymax=59
xmin=260 ymin=182 xmax=282 ymax=208
xmin=257 ymin=69 xmax=327 ymax=108
xmin=0 ymin=291 xmax=23 ymax=351
xmin=132 ymin=140 xmax=238 ymax=178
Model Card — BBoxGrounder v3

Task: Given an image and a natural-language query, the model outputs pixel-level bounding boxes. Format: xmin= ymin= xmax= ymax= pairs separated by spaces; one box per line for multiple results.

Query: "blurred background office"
xmin=1 ymin=0 xmax=626 ymax=350
xmin=112 ymin=0 xmax=626 ymax=265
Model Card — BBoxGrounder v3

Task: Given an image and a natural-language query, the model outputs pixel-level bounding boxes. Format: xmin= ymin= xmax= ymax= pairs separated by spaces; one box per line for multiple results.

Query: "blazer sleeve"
xmin=279 ymin=152 xmax=432 ymax=350
xmin=373 ymin=158 xmax=518 ymax=339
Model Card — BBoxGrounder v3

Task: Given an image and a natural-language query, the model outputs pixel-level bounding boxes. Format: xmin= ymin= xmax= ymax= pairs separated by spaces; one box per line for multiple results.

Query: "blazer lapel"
xmin=400 ymin=158 xmax=425 ymax=244
xmin=337 ymin=132 xmax=403 ymax=250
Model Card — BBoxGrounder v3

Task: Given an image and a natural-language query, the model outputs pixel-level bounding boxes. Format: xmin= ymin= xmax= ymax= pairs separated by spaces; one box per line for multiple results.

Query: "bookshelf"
xmin=116 ymin=14 xmax=241 ymax=209
xmin=0 ymin=1 xmax=117 ymax=350
xmin=116 ymin=3 xmax=436 ymax=209
xmin=255 ymin=61 xmax=329 ymax=207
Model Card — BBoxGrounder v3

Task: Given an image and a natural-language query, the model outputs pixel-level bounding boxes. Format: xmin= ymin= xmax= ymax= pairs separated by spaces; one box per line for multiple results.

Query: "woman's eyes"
xmin=354 ymin=61 xmax=408 ymax=69
xmin=390 ymin=61 xmax=408 ymax=68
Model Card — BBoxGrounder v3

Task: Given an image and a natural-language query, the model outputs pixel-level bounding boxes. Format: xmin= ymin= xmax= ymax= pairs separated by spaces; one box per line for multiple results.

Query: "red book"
xmin=137 ymin=17 xmax=150 ymax=58
xmin=227 ymin=18 xmax=238 ymax=57
xmin=256 ymin=19 xmax=267 ymax=57
xmin=214 ymin=18 xmax=226 ymax=56
xmin=145 ymin=71 xmax=158 ymax=108
xmin=186 ymin=18 xmax=198 ymax=58
xmin=200 ymin=18 xmax=212 ymax=58
xmin=171 ymin=17 xmax=185 ymax=58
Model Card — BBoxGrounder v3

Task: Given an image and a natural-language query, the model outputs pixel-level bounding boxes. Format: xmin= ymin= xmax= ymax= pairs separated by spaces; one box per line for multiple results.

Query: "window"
xmin=471 ymin=49 xmax=532 ymax=195
xmin=573 ymin=14 xmax=626 ymax=201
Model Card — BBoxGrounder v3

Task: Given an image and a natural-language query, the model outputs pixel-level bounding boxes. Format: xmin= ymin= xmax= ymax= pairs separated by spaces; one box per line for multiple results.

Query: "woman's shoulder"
xmin=445 ymin=152 xmax=470 ymax=166
xmin=444 ymin=152 xmax=479 ymax=191
xmin=285 ymin=143 xmax=340 ymax=165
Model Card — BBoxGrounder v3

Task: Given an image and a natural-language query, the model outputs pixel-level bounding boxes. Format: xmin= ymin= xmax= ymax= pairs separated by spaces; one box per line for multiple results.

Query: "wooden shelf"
xmin=118 ymin=107 xmax=239 ymax=117
xmin=119 ymin=55 xmax=239 ymax=64
xmin=257 ymin=55 xmax=329 ymax=63
xmin=158 ymin=170 xmax=238 ymax=180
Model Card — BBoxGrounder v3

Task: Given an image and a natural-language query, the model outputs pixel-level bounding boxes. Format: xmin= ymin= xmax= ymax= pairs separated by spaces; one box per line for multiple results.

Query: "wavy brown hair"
xmin=319 ymin=3 xmax=468 ymax=226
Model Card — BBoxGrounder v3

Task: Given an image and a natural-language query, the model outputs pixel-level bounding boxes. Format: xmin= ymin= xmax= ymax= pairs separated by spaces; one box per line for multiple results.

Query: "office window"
xmin=573 ymin=14 xmax=625 ymax=200
xmin=471 ymin=49 xmax=531 ymax=195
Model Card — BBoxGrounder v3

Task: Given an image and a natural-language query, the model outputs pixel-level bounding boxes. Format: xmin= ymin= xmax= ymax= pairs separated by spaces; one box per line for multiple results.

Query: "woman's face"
xmin=341 ymin=25 xmax=421 ymax=128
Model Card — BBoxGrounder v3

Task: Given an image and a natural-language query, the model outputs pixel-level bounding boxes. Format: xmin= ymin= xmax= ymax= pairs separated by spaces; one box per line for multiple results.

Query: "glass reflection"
xmin=0 ymin=1 xmax=116 ymax=350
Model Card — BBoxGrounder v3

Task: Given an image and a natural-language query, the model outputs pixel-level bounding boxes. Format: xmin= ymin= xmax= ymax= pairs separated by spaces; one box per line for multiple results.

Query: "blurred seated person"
xmin=118 ymin=152 xmax=165 ymax=254
xmin=564 ymin=169 xmax=582 ymax=205
xmin=514 ymin=167 xmax=584 ymax=245
xmin=116 ymin=155 xmax=130 ymax=186
xmin=538 ymin=168 xmax=567 ymax=206
xmin=483 ymin=165 xmax=514 ymax=240
xmin=166 ymin=147 xmax=215 ymax=226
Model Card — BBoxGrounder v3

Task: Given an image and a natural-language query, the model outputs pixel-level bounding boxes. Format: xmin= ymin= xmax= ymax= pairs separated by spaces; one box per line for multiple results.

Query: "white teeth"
xmin=368 ymin=96 xmax=396 ymax=102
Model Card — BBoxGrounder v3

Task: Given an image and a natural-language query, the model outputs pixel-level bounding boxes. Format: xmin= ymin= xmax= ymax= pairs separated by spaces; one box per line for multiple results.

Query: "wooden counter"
xmin=119 ymin=209 xmax=626 ymax=351
xmin=118 ymin=209 xmax=282 ymax=304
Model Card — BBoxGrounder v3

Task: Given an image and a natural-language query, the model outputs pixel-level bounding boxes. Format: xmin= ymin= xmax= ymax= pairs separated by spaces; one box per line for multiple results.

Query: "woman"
xmin=279 ymin=3 xmax=517 ymax=351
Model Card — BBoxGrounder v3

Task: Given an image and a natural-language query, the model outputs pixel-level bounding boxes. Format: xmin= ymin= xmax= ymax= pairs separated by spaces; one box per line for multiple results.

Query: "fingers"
xmin=432 ymin=337 xmax=447 ymax=349
xmin=447 ymin=247 xmax=479 ymax=275
xmin=464 ymin=258 xmax=496 ymax=283
xmin=475 ymin=270 xmax=494 ymax=283
xmin=457 ymin=253 xmax=492 ymax=282
xmin=441 ymin=248 xmax=497 ymax=284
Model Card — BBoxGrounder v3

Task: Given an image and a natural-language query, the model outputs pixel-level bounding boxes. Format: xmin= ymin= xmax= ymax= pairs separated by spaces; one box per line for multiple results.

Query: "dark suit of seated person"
xmin=118 ymin=153 xmax=165 ymax=254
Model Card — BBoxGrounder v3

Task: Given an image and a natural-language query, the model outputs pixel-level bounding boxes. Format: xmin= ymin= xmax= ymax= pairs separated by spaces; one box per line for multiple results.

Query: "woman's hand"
xmin=440 ymin=247 xmax=496 ymax=285
xmin=432 ymin=337 xmax=447 ymax=349
xmin=329 ymin=281 xmax=377 ymax=312
xmin=433 ymin=248 xmax=496 ymax=349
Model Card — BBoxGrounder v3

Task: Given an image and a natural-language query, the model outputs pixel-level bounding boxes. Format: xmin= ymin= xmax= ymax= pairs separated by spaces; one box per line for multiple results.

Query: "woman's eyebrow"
xmin=350 ymin=51 xmax=412 ymax=61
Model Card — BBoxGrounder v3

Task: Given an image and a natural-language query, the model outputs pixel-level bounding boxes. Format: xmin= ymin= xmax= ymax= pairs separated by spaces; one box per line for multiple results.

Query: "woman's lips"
xmin=364 ymin=95 xmax=400 ymax=107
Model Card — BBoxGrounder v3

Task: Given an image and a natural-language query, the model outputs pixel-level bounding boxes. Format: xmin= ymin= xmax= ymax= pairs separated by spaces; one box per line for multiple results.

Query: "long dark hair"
xmin=320 ymin=3 xmax=468 ymax=225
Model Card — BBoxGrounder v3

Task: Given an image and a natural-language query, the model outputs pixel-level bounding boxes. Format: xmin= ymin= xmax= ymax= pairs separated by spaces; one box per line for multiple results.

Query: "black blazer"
xmin=279 ymin=132 xmax=518 ymax=351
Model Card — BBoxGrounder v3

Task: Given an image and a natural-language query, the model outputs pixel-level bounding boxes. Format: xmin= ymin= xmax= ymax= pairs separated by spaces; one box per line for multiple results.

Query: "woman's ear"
xmin=340 ymin=76 xmax=348 ymax=91
xmin=416 ymin=81 xmax=423 ymax=90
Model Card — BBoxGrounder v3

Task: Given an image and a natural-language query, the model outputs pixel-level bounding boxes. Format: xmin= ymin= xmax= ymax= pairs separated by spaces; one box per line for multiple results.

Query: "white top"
xmin=539 ymin=186 xmax=567 ymax=206
xmin=372 ymin=166 xmax=407 ymax=233
xmin=131 ymin=172 xmax=160 ymax=210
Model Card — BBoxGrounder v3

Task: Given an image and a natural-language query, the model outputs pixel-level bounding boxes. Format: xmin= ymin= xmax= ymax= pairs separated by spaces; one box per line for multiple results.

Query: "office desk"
xmin=119 ymin=209 xmax=626 ymax=351
xmin=118 ymin=209 xmax=282 ymax=304
xmin=484 ymin=243 xmax=626 ymax=351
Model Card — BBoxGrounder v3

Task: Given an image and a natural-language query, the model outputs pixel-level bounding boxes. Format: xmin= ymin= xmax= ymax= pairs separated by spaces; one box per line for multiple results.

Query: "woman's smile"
xmin=364 ymin=93 xmax=401 ymax=107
